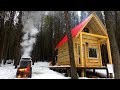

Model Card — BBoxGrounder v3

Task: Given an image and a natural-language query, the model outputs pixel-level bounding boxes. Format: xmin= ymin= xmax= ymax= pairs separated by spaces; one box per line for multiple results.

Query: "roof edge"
xmin=75 ymin=13 xmax=94 ymax=38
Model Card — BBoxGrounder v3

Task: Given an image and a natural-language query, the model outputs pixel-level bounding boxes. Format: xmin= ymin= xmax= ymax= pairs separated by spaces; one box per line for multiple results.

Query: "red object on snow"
xmin=55 ymin=16 xmax=90 ymax=48
xmin=25 ymin=64 xmax=30 ymax=73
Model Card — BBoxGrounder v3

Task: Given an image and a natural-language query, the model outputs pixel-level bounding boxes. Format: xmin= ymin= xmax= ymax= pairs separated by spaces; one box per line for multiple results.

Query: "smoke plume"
xmin=21 ymin=19 xmax=39 ymax=58
xmin=21 ymin=11 xmax=45 ymax=58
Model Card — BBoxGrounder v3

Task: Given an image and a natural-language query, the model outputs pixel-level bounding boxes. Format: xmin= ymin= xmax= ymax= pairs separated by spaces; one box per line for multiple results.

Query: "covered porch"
xmin=77 ymin=32 xmax=112 ymax=67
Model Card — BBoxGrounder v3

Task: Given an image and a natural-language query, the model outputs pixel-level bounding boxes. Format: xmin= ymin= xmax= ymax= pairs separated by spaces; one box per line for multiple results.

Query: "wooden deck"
xmin=48 ymin=65 xmax=107 ymax=69
xmin=48 ymin=65 xmax=109 ymax=78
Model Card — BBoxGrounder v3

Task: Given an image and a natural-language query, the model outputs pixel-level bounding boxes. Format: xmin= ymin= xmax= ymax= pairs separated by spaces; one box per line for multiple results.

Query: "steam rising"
xmin=21 ymin=11 xmax=45 ymax=58
xmin=21 ymin=19 xmax=39 ymax=58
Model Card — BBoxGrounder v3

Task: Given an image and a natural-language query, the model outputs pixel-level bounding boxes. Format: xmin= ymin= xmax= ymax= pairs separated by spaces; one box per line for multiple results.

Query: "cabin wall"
xmin=74 ymin=34 xmax=102 ymax=67
xmin=74 ymin=36 xmax=81 ymax=67
xmin=57 ymin=42 xmax=70 ymax=65
xmin=73 ymin=38 xmax=79 ymax=66
xmin=85 ymin=18 xmax=107 ymax=36
xmin=57 ymin=34 xmax=103 ymax=67
xmin=56 ymin=13 xmax=112 ymax=68
xmin=57 ymin=38 xmax=78 ymax=66
xmin=83 ymin=37 xmax=102 ymax=67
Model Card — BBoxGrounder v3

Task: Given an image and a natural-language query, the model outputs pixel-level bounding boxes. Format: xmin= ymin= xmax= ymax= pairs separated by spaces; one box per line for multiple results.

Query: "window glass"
xmin=89 ymin=48 xmax=97 ymax=58
xmin=83 ymin=27 xmax=89 ymax=33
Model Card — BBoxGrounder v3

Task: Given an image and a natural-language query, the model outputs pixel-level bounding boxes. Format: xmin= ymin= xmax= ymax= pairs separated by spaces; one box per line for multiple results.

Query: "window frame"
xmin=88 ymin=47 xmax=98 ymax=59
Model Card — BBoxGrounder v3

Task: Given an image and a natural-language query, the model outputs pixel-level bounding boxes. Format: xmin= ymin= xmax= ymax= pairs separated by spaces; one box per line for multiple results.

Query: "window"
xmin=20 ymin=61 xmax=31 ymax=68
xmin=83 ymin=27 xmax=89 ymax=33
xmin=88 ymin=48 xmax=97 ymax=58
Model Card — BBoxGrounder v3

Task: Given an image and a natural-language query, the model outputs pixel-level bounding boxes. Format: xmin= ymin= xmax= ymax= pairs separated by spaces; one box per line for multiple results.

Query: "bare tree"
xmin=14 ymin=11 xmax=23 ymax=68
xmin=104 ymin=11 xmax=120 ymax=79
xmin=0 ymin=11 xmax=5 ymax=66
xmin=115 ymin=11 xmax=120 ymax=53
xmin=64 ymin=11 xmax=78 ymax=79
xmin=3 ymin=11 xmax=15 ymax=65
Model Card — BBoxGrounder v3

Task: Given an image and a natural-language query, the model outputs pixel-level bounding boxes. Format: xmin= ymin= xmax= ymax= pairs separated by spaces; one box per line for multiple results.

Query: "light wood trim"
xmin=75 ymin=14 xmax=93 ymax=38
xmin=81 ymin=69 xmax=85 ymax=77
xmin=84 ymin=44 xmax=86 ymax=67
xmin=81 ymin=32 xmax=108 ymax=39
xmin=106 ymin=38 xmax=112 ymax=64
xmin=99 ymin=39 xmax=106 ymax=44
xmin=92 ymin=13 xmax=108 ymax=37
xmin=76 ymin=12 xmax=108 ymax=38
xmin=98 ymin=43 xmax=102 ymax=66
xmin=76 ymin=42 xmax=78 ymax=66
xmin=80 ymin=33 xmax=84 ymax=66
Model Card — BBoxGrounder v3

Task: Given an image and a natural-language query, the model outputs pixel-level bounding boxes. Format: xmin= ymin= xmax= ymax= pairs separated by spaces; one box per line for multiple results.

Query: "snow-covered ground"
xmin=0 ymin=64 xmax=17 ymax=79
xmin=0 ymin=61 xmax=114 ymax=79
xmin=31 ymin=62 xmax=70 ymax=79
xmin=0 ymin=61 xmax=71 ymax=79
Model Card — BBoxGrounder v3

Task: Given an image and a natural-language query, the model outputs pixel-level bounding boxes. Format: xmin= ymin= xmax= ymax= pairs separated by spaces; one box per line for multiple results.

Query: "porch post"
xmin=80 ymin=33 xmax=84 ymax=66
xmin=80 ymin=33 xmax=85 ymax=77
xmin=106 ymin=38 xmax=112 ymax=64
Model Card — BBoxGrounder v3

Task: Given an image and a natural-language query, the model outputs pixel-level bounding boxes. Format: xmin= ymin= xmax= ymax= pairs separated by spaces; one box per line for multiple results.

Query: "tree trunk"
xmin=64 ymin=11 xmax=78 ymax=79
xmin=3 ymin=31 xmax=11 ymax=64
xmin=3 ymin=11 xmax=15 ymax=64
xmin=115 ymin=11 xmax=120 ymax=53
xmin=0 ymin=30 xmax=4 ymax=65
xmin=0 ymin=11 xmax=5 ymax=65
xmin=14 ymin=11 xmax=23 ymax=68
xmin=104 ymin=11 xmax=120 ymax=79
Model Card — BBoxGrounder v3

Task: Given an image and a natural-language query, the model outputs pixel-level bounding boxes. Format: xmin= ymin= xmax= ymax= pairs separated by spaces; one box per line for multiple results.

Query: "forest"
xmin=0 ymin=11 xmax=120 ymax=79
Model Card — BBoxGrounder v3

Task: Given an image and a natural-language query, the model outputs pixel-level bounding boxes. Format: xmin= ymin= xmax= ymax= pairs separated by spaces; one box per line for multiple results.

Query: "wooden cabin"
xmin=55 ymin=12 xmax=112 ymax=68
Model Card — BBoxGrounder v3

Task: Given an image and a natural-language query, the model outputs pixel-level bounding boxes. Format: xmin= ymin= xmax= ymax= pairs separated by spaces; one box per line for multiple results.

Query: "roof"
xmin=55 ymin=14 xmax=91 ymax=49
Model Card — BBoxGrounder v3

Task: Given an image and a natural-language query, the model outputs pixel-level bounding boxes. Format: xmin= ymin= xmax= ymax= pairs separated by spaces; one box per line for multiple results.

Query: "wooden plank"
xmin=85 ymin=43 xmax=101 ymax=67
xmin=92 ymin=13 xmax=108 ymax=36
xmin=87 ymin=19 xmax=104 ymax=36
xmin=58 ymin=61 xmax=70 ymax=65
xmin=99 ymin=39 xmax=106 ymax=44
xmin=86 ymin=61 xmax=99 ymax=65
xmin=48 ymin=65 xmax=70 ymax=68
xmin=84 ymin=25 xmax=95 ymax=34
xmin=84 ymin=44 xmax=87 ymax=67
xmin=83 ymin=38 xmax=98 ymax=43
xmin=83 ymin=39 xmax=98 ymax=42
xmin=75 ymin=42 xmax=78 ymax=65
xmin=75 ymin=14 xmax=93 ymax=38
xmin=106 ymin=39 xmax=112 ymax=64
xmin=58 ymin=52 xmax=68 ymax=56
xmin=81 ymin=69 xmax=85 ymax=77
xmin=82 ymin=35 xmax=98 ymax=41
xmin=81 ymin=32 xmax=108 ymax=39
xmin=98 ymin=42 xmax=103 ymax=66
xmin=80 ymin=33 xmax=84 ymax=66
xmin=75 ymin=12 xmax=108 ymax=38
xmin=58 ymin=46 xmax=68 ymax=51
xmin=58 ymin=57 xmax=69 ymax=61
